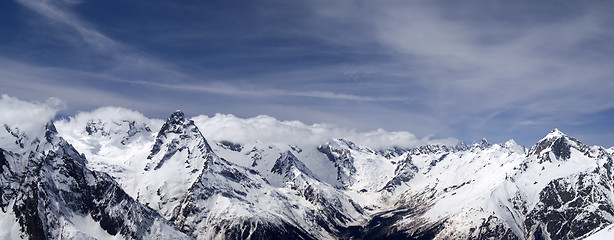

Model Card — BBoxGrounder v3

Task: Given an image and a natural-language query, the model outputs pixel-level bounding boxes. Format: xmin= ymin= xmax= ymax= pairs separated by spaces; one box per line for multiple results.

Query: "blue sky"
xmin=1 ymin=0 xmax=614 ymax=147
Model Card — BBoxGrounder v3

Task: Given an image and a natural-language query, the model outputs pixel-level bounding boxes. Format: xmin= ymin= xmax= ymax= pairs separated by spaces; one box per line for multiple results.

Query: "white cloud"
xmin=368 ymin=2 xmax=614 ymax=119
xmin=192 ymin=113 xmax=458 ymax=149
xmin=132 ymin=81 xmax=403 ymax=102
xmin=55 ymin=106 xmax=163 ymax=132
xmin=53 ymin=106 xmax=458 ymax=150
xmin=11 ymin=0 xmax=391 ymax=104
xmin=54 ymin=106 xmax=164 ymax=149
xmin=0 ymin=94 xmax=65 ymax=139
xmin=16 ymin=0 xmax=118 ymax=52
xmin=295 ymin=1 xmax=614 ymax=140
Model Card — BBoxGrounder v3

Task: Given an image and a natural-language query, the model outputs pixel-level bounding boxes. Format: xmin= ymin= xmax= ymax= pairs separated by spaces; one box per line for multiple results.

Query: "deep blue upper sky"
xmin=2 ymin=0 xmax=614 ymax=147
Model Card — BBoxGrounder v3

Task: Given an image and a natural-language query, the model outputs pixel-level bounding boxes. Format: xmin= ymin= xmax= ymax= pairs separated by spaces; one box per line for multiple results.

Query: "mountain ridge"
xmin=2 ymin=107 xmax=613 ymax=239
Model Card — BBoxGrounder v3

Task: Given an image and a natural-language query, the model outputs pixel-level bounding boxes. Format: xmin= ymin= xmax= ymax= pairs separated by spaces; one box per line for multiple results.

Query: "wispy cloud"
xmin=127 ymin=81 xmax=405 ymax=102
xmin=16 ymin=0 xmax=118 ymax=52
xmin=368 ymin=2 xmax=614 ymax=112
xmin=4 ymin=0 xmax=614 ymax=146
xmin=11 ymin=0 xmax=391 ymax=104
xmin=0 ymin=58 xmax=171 ymax=113
xmin=312 ymin=1 xmax=613 ymax=129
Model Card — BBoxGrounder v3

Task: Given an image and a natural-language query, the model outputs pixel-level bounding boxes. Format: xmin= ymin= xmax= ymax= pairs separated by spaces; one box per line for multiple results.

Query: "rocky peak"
xmin=157 ymin=110 xmax=192 ymax=135
xmin=543 ymin=128 xmax=565 ymax=140
xmin=146 ymin=111 xmax=212 ymax=171
xmin=168 ymin=110 xmax=186 ymax=124
xmin=271 ymin=151 xmax=315 ymax=180
xmin=503 ymin=139 xmax=525 ymax=154
xmin=45 ymin=122 xmax=59 ymax=143
xmin=471 ymin=138 xmax=491 ymax=150
xmin=528 ymin=129 xmax=587 ymax=161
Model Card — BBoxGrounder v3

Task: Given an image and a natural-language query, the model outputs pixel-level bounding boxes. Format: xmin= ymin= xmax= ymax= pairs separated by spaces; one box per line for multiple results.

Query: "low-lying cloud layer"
xmin=0 ymin=94 xmax=65 ymax=137
xmin=192 ymin=113 xmax=459 ymax=149
xmin=55 ymin=106 xmax=164 ymax=133
xmin=53 ymin=105 xmax=459 ymax=149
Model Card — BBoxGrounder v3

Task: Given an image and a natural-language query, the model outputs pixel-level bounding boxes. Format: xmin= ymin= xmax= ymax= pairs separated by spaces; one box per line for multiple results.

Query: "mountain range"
xmin=2 ymin=108 xmax=614 ymax=239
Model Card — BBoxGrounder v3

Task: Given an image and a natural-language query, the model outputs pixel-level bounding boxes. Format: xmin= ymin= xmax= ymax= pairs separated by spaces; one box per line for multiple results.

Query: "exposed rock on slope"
xmin=0 ymin=122 xmax=189 ymax=239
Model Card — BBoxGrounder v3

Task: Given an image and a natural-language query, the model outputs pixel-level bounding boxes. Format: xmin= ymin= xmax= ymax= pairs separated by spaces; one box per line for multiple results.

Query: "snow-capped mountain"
xmin=3 ymin=103 xmax=614 ymax=239
xmin=0 ymin=121 xmax=189 ymax=239
xmin=343 ymin=129 xmax=614 ymax=240
xmin=57 ymin=110 xmax=366 ymax=239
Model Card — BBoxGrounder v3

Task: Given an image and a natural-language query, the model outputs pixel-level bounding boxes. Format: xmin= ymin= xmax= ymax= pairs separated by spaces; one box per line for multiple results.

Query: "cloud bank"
xmin=192 ymin=113 xmax=459 ymax=149
xmin=0 ymin=94 xmax=65 ymax=141
xmin=53 ymin=105 xmax=459 ymax=149
xmin=54 ymin=106 xmax=164 ymax=138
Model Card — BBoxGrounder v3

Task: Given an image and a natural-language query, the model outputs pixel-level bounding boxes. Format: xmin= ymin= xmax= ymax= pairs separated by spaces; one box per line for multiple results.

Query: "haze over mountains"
xmin=2 ymin=95 xmax=614 ymax=239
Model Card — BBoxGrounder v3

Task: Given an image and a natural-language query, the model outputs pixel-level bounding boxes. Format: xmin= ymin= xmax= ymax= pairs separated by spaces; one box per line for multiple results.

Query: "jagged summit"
xmin=542 ymin=128 xmax=566 ymax=140
xmin=138 ymin=111 xmax=219 ymax=219
xmin=168 ymin=110 xmax=186 ymax=123
xmin=156 ymin=110 xmax=193 ymax=136
xmin=471 ymin=138 xmax=490 ymax=150
xmin=271 ymin=150 xmax=316 ymax=183
xmin=503 ymin=139 xmax=525 ymax=153
xmin=146 ymin=111 xmax=212 ymax=170
xmin=527 ymin=128 xmax=587 ymax=161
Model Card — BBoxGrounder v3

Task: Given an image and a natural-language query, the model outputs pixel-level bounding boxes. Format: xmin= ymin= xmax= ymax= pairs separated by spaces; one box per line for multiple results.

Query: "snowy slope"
xmin=585 ymin=223 xmax=614 ymax=240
